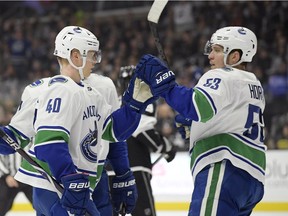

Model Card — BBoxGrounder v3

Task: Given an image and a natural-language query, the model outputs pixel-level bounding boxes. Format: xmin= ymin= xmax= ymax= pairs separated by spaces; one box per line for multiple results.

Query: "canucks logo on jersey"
xmin=80 ymin=128 xmax=98 ymax=162
xmin=29 ymin=79 xmax=44 ymax=87
xmin=49 ymin=77 xmax=68 ymax=86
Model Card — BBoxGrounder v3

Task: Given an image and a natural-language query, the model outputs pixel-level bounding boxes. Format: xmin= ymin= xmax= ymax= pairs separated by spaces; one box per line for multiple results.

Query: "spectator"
xmin=276 ymin=122 xmax=288 ymax=149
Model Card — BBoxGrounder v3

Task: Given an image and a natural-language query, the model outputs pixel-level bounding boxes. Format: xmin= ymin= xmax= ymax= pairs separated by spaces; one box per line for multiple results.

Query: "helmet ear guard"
xmin=54 ymin=26 xmax=101 ymax=79
xmin=204 ymin=26 xmax=257 ymax=66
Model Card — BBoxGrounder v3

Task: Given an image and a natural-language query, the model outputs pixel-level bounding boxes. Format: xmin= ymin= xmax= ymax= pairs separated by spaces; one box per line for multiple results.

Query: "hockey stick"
xmin=148 ymin=0 xmax=169 ymax=168
xmin=119 ymin=204 xmax=126 ymax=216
xmin=0 ymin=129 xmax=91 ymax=216
xmin=148 ymin=0 xmax=169 ymax=66
xmin=152 ymin=153 xmax=167 ymax=167
xmin=0 ymin=129 xmax=64 ymax=194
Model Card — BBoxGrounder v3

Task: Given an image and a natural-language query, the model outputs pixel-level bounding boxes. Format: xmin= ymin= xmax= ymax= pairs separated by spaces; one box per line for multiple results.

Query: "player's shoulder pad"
xmin=221 ymin=66 xmax=233 ymax=72
xmin=88 ymin=73 xmax=116 ymax=91
xmin=208 ymin=67 xmax=232 ymax=74
xmin=48 ymin=76 xmax=68 ymax=86
xmin=205 ymin=68 xmax=231 ymax=79
xmin=91 ymin=73 xmax=114 ymax=84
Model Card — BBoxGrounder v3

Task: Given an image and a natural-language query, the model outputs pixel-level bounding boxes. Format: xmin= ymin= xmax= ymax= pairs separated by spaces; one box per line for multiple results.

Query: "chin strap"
xmin=78 ymin=68 xmax=85 ymax=80
xmin=67 ymin=56 xmax=86 ymax=80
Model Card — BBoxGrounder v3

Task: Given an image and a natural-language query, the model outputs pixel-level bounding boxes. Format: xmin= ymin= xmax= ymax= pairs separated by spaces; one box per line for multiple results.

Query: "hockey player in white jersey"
xmin=0 ymin=26 xmax=154 ymax=216
xmin=0 ymin=73 xmax=136 ymax=216
xmin=86 ymin=73 xmax=138 ymax=215
xmin=135 ymin=26 xmax=266 ymax=216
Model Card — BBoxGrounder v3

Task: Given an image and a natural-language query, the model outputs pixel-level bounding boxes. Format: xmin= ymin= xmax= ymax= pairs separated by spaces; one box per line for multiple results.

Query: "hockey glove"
xmin=123 ymin=72 xmax=158 ymax=113
xmin=86 ymin=199 xmax=101 ymax=216
xmin=175 ymin=114 xmax=192 ymax=140
xmin=111 ymin=170 xmax=138 ymax=214
xmin=61 ymin=173 xmax=91 ymax=216
xmin=51 ymin=199 xmax=100 ymax=216
xmin=162 ymin=136 xmax=177 ymax=163
xmin=0 ymin=126 xmax=17 ymax=154
xmin=135 ymin=54 xmax=176 ymax=97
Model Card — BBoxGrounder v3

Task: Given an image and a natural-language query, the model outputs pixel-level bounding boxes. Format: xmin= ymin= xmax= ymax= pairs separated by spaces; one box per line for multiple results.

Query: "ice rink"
xmin=6 ymin=210 xmax=288 ymax=216
xmin=5 ymin=189 xmax=288 ymax=216
xmin=5 ymin=187 xmax=288 ymax=216
xmin=5 ymin=151 xmax=288 ymax=216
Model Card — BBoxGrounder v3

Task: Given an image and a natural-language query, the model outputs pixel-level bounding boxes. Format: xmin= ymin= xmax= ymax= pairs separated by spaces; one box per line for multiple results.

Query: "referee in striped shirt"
xmin=0 ymin=153 xmax=33 ymax=215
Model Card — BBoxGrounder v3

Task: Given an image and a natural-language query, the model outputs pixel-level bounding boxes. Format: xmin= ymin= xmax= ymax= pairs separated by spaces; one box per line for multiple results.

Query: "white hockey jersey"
xmin=14 ymin=74 xmax=119 ymax=192
xmin=85 ymin=73 xmax=120 ymax=112
xmin=189 ymin=67 xmax=266 ymax=184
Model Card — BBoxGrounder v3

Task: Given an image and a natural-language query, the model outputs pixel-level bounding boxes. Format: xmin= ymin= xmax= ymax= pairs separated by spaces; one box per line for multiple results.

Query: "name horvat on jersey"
xmin=156 ymin=71 xmax=175 ymax=84
xmin=248 ymin=84 xmax=264 ymax=101
xmin=83 ymin=105 xmax=101 ymax=120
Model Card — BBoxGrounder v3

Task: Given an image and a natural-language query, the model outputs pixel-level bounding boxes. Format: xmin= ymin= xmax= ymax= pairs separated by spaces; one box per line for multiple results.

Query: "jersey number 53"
xmin=243 ymin=104 xmax=264 ymax=142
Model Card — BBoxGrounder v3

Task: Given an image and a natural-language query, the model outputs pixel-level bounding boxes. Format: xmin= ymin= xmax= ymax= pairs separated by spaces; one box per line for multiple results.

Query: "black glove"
xmin=162 ymin=137 xmax=176 ymax=163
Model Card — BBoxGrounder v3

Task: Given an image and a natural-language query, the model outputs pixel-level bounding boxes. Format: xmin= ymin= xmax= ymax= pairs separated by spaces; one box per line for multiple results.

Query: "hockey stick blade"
xmin=119 ymin=203 xmax=126 ymax=216
xmin=152 ymin=153 xmax=166 ymax=167
xmin=148 ymin=0 xmax=168 ymax=24
xmin=148 ymin=0 xmax=169 ymax=66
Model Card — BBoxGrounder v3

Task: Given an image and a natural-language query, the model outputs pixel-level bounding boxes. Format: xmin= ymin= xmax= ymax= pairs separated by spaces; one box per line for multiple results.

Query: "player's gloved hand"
xmin=61 ymin=173 xmax=91 ymax=216
xmin=123 ymin=72 xmax=158 ymax=113
xmin=111 ymin=170 xmax=138 ymax=214
xmin=175 ymin=114 xmax=192 ymax=140
xmin=162 ymin=137 xmax=177 ymax=162
xmin=135 ymin=54 xmax=176 ymax=97
xmin=86 ymin=199 xmax=101 ymax=216
xmin=0 ymin=126 xmax=17 ymax=154
xmin=51 ymin=198 xmax=100 ymax=216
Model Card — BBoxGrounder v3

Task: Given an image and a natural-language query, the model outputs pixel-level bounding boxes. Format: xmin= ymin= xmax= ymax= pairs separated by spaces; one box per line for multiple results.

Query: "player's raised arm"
xmin=102 ymin=64 xmax=159 ymax=142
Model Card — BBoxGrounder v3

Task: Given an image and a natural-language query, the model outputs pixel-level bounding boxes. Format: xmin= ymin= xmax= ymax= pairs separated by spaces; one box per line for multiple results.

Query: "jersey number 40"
xmin=46 ymin=98 xmax=62 ymax=113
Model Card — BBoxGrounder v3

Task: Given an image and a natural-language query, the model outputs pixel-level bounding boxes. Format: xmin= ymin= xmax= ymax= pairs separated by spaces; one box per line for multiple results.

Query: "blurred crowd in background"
xmin=0 ymin=1 xmax=287 ymax=151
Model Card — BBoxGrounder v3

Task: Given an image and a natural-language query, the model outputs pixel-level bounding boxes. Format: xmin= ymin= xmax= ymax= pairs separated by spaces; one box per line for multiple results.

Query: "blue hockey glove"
xmin=0 ymin=126 xmax=17 ymax=155
xmin=111 ymin=170 xmax=138 ymax=214
xmin=135 ymin=54 xmax=176 ymax=97
xmin=61 ymin=173 xmax=91 ymax=216
xmin=175 ymin=114 xmax=192 ymax=140
xmin=51 ymin=199 xmax=100 ymax=216
xmin=86 ymin=199 xmax=101 ymax=216
xmin=123 ymin=72 xmax=158 ymax=113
